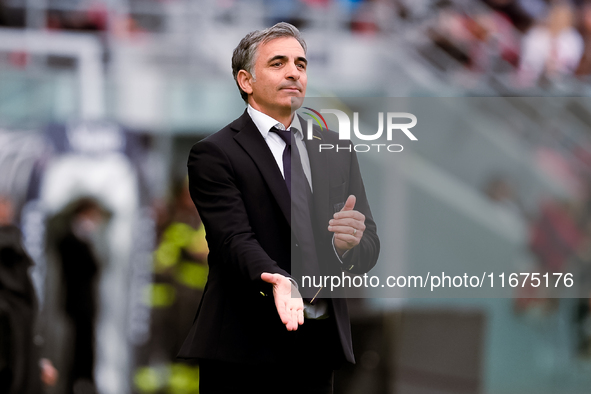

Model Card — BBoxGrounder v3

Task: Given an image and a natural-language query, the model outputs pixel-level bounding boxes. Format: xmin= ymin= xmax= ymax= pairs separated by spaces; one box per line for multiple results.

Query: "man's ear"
xmin=237 ymin=69 xmax=253 ymax=95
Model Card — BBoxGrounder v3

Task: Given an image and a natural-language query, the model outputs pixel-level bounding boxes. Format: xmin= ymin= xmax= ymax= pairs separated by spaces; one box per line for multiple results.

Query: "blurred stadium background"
xmin=3 ymin=0 xmax=591 ymax=393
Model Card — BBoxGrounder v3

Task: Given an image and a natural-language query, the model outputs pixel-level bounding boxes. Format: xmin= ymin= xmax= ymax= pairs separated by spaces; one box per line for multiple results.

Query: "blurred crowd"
xmin=2 ymin=0 xmax=591 ymax=91
xmin=3 ymin=0 xmax=591 ymax=88
xmin=424 ymin=0 xmax=591 ymax=86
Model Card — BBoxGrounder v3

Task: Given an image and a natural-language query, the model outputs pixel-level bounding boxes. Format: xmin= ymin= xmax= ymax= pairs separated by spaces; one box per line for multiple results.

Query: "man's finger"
xmin=261 ymin=272 xmax=277 ymax=284
xmin=341 ymin=195 xmax=356 ymax=211
xmin=329 ymin=226 xmax=363 ymax=239
xmin=333 ymin=210 xmax=365 ymax=221
xmin=280 ymin=301 xmax=296 ymax=330
xmin=286 ymin=310 xmax=295 ymax=331
xmin=329 ymin=218 xmax=366 ymax=230
xmin=334 ymin=233 xmax=359 ymax=244
xmin=291 ymin=309 xmax=298 ymax=331
xmin=328 ymin=225 xmax=353 ymax=234
xmin=278 ymin=302 xmax=288 ymax=324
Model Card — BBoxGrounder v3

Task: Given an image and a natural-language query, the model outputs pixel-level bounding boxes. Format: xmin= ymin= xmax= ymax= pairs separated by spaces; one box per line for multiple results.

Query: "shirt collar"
xmin=247 ymin=104 xmax=303 ymax=140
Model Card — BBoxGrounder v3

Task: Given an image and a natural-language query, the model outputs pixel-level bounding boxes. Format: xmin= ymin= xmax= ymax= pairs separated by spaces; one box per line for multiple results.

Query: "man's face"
xmin=247 ymin=36 xmax=307 ymax=116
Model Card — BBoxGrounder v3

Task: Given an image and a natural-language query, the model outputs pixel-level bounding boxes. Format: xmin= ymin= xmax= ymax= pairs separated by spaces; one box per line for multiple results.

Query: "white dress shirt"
xmin=247 ymin=105 xmax=312 ymax=191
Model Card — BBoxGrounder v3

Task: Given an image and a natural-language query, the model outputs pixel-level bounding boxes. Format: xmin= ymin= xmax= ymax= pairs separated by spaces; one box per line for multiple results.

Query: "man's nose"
xmin=285 ymin=62 xmax=300 ymax=80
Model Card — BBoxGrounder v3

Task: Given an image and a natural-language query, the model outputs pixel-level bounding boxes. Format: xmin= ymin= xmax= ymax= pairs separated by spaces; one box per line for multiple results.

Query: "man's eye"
xmin=297 ymin=64 xmax=306 ymax=69
xmin=272 ymin=62 xmax=282 ymax=66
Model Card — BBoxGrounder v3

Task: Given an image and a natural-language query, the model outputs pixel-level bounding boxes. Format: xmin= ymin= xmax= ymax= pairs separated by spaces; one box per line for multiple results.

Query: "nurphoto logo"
xmin=303 ymin=108 xmax=418 ymax=153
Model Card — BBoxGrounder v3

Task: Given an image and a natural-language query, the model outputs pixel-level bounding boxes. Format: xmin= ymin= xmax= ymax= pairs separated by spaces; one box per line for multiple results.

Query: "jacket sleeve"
xmin=340 ymin=148 xmax=380 ymax=275
xmin=187 ymin=140 xmax=290 ymax=285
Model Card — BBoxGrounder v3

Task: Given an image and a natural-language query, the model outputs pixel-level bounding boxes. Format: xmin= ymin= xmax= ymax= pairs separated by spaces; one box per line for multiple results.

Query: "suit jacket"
xmin=177 ymin=109 xmax=380 ymax=366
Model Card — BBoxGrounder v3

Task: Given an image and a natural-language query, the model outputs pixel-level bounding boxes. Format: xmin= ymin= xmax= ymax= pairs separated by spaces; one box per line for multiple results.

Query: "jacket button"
xmin=295 ymin=243 xmax=299 ymax=247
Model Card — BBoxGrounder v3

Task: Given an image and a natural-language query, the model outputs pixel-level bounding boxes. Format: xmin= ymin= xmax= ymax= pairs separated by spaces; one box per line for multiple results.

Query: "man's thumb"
xmin=341 ymin=195 xmax=356 ymax=211
xmin=261 ymin=272 xmax=279 ymax=284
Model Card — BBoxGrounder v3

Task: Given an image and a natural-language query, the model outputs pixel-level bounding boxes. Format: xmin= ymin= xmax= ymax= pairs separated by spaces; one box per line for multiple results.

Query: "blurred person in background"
xmin=517 ymin=1 xmax=584 ymax=86
xmin=483 ymin=0 xmax=536 ymax=32
xmin=133 ymin=179 xmax=207 ymax=394
xmin=56 ymin=198 xmax=106 ymax=394
xmin=427 ymin=7 xmax=473 ymax=68
xmin=465 ymin=9 xmax=520 ymax=72
xmin=0 ymin=195 xmax=58 ymax=393
xmin=426 ymin=4 xmax=519 ymax=76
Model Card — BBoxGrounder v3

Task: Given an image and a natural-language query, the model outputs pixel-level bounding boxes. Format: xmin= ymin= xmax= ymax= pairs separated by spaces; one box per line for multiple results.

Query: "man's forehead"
xmin=258 ymin=37 xmax=305 ymax=57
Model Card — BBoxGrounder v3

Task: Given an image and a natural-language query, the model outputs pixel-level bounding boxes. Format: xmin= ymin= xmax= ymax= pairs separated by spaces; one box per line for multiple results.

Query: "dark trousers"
xmin=199 ymin=317 xmax=341 ymax=394
xmin=199 ymin=358 xmax=334 ymax=394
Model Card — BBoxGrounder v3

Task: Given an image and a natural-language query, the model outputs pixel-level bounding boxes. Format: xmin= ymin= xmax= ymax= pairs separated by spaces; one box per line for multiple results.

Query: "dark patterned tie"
xmin=270 ymin=127 xmax=292 ymax=195
xmin=270 ymin=126 xmax=322 ymax=300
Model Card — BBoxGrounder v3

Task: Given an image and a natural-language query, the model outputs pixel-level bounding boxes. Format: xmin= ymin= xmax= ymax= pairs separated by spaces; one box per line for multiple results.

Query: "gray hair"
xmin=232 ymin=22 xmax=307 ymax=103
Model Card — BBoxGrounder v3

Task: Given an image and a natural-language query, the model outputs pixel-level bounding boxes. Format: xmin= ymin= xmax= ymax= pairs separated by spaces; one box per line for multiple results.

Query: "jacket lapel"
xmin=233 ymin=110 xmax=291 ymax=226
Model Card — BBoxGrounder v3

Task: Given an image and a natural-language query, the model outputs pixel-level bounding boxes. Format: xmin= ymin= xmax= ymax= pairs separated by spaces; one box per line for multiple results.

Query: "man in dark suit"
xmin=178 ymin=22 xmax=380 ymax=394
